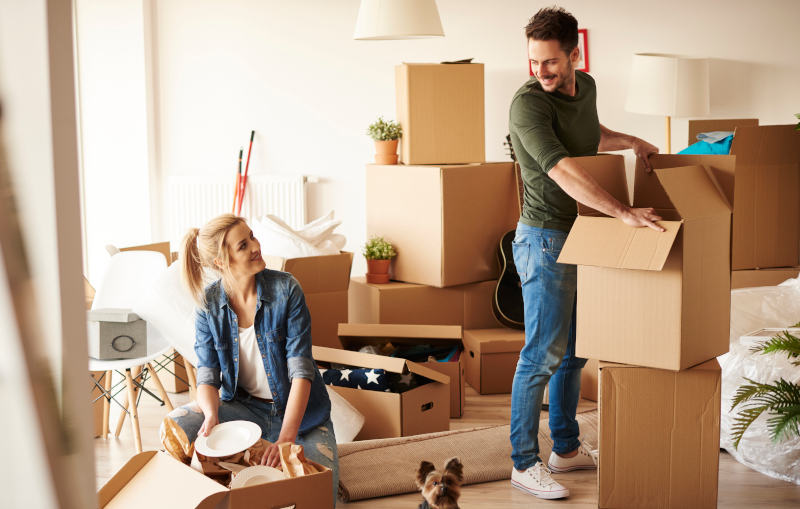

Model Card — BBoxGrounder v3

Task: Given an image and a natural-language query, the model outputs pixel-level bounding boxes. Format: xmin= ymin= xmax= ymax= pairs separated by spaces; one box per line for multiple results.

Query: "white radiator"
xmin=167 ymin=175 xmax=308 ymax=248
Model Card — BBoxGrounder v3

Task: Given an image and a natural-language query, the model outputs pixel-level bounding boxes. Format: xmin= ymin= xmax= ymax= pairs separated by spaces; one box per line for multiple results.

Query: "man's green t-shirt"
xmin=509 ymin=71 xmax=601 ymax=232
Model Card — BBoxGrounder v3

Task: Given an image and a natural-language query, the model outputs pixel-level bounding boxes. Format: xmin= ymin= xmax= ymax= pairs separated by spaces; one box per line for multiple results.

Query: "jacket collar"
xmin=217 ymin=271 xmax=271 ymax=310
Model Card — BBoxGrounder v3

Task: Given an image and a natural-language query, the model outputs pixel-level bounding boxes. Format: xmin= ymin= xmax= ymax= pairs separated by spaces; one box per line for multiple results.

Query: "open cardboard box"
xmin=366 ymin=162 xmax=518 ymax=288
xmin=462 ymin=328 xmax=525 ymax=395
xmin=731 ymin=266 xmax=800 ymax=289
xmin=99 ymin=450 xmax=333 ymax=509
xmin=348 ymin=276 xmax=502 ymax=331
xmin=644 ymin=121 xmax=800 ymax=271
xmin=559 ymin=155 xmax=732 ymax=371
xmin=314 ymin=323 xmax=455 ymax=438
xmin=396 ymin=62 xmax=485 ymax=165
xmin=598 ymin=360 xmax=721 ymax=508
xmin=263 ymin=251 xmax=353 ymax=349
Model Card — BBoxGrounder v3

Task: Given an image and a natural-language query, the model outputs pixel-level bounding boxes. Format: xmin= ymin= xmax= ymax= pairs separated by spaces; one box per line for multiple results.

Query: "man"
xmin=508 ymin=6 xmax=663 ymax=500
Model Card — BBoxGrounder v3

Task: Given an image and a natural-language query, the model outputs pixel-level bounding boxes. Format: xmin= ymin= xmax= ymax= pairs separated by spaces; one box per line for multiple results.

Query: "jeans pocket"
xmin=543 ymin=235 xmax=566 ymax=262
xmin=512 ymin=242 xmax=530 ymax=282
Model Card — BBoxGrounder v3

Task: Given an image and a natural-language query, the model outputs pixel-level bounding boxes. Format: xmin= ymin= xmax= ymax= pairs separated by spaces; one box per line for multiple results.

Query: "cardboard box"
xmin=348 ymin=277 xmax=502 ymax=330
xmin=366 ymin=162 xmax=518 ymax=288
xmin=395 ymin=63 xmax=485 ymax=165
xmin=731 ymin=266 xmax=800 ymax=289
xmin=598 ymin=360 xmax=721 ymax=508
xmin=648 ymin=122 xmax=800 ymax=270
xmin=462 ymin=329 xmax=525 ymax=395
xmin=560 ymin=159 xmax=732 ymax=371
xmin=98 ymin=450 xmax=332 ymax=508
xmin=315 ymin=323 xmax=454 ymax=440
xmin=264 ymin=252 xmax=354 ymax=349
xmin=580 ymin=358 xmax=598 ymax=402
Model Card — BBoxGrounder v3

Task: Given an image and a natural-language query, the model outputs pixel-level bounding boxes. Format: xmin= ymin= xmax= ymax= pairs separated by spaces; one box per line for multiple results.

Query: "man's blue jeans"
xmin=510 ymin=223 xmax=587 ymax=471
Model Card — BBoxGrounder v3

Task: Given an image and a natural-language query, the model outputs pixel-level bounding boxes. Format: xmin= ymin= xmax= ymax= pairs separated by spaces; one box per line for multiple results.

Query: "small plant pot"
xmin=365 ymin=272 xmax=390 ymax=284
xmin=375 ymin=140 xmax=399 ymax=156
xmin=366 ymin=259 xmax=391 ymax=275
xmin=374 ymin=154 xmax=399 ymax=165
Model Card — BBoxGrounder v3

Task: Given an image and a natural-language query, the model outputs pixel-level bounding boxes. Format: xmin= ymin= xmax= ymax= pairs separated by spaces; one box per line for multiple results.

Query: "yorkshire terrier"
xmin=415 ymin=457 xmax=464 ymax=509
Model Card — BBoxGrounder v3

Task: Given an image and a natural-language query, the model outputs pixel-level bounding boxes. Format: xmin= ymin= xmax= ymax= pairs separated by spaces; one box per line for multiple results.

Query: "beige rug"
xmin=337 ymin=409 xmax=598 ymax=502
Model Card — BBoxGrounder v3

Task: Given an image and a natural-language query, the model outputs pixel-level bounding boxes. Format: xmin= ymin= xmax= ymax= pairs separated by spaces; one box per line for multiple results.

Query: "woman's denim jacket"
xmin=194 ymin=269 xmax=331 ymax=435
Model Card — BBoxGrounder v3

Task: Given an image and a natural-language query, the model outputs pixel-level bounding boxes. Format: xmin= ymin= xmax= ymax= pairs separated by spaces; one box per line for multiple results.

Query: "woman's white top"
xmin=237 ymin=325 xmax=274 ymax=400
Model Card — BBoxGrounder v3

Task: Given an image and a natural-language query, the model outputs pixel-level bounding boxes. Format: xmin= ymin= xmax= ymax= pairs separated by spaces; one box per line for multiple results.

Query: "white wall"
xmin=148 ymin=0 xmax=800 ymax=276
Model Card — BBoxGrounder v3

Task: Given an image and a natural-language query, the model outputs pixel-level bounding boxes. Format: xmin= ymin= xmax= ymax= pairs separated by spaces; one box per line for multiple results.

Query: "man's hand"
xmin=198 ymin=412 xmax=219 ymax=437
xmin=621 ymin=207 xmax=664 ymax=232
xmin=261 ymin=437 xmax=294 ymax=468
xmin=631 ymin=138 xmax=659 ymax=172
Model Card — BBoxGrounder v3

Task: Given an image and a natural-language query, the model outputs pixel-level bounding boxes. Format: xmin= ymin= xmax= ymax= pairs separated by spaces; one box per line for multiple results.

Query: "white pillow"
xmin=253 ymin=216 xmax=340 ymax=259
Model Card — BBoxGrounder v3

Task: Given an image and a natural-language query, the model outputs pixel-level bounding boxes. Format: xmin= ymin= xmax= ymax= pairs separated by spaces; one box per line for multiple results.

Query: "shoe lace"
xmin=580 ymin=437 xmax=599 ymax=466
xmin=530 ymin=463 xmax=556 ymax=487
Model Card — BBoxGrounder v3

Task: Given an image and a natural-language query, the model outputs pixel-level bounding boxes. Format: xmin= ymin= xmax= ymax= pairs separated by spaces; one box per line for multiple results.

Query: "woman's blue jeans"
xmin=166 ymin=393 xmax=339 ymax=507
xmin=510 ymin=223 xmax=588 ymax=471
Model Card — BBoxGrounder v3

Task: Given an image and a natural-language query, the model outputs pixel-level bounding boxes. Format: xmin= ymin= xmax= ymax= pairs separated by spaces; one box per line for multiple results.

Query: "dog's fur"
xmin=415 ymin=457 xmax=464 ymax=509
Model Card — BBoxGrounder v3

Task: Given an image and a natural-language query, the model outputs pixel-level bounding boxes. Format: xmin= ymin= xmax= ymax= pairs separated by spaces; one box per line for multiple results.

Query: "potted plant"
xmin=362 ymin=235 xmax=397 ymax=284
xmin=367 ymin=116 xmax=402 ymax=165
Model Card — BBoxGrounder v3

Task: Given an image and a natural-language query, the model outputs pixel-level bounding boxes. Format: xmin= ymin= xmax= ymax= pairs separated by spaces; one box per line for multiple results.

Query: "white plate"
xmin=195 ymin=420 xmax=262 ymax=457
xmin=230 ymin=465 xmax=286 ymax=489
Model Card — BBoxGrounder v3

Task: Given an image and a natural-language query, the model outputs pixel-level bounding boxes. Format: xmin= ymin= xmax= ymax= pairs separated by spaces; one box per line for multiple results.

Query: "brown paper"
xmin=278 ymin=443 xmax=315 ymax=477
xmin=160 ymin=417 xmax=195 ymax=464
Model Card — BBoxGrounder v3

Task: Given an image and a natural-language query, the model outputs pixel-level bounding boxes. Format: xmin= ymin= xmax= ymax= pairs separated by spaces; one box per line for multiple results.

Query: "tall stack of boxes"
xmin=347 ymin=61 xmax=526 ymax=425
xmin=562 ymin=120 xmax=800 ymax=508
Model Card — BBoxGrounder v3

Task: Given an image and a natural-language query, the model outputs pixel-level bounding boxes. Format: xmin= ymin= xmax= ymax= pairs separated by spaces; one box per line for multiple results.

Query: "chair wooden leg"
xmin=115 ymin=365 xmax=141 ymax=437
xmin=146 ymin=362 xmax=174 ymax=412
xmin=102 ymin=369 xmax=112 ymax=439
xmin=124 ymin=368 xmax=143 ymax=454
xmin=185 ymin=360 xmax=197 ymax=402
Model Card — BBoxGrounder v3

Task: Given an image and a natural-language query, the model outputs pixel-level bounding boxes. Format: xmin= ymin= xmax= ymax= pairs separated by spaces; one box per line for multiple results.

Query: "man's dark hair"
xmin=524 ymin=6 xmax=579 ymax=56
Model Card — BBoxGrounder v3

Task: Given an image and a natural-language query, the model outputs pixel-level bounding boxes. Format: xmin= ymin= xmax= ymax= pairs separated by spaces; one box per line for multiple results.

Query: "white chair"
xmin=88 ymin=250 xmax=172 ymax=453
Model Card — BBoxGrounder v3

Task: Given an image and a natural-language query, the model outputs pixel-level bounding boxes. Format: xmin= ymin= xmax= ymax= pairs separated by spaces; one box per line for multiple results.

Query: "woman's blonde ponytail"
xmin=180 ymin=227 xmax=207 ymax=309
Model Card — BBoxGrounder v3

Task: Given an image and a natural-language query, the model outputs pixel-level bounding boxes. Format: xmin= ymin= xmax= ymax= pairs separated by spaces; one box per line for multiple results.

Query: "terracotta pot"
xmin=365 ymin=273 xmax=390 ymax=284
xmin=366 ymin=259 xmax=391 ymax=274
xmin=374 ymin=154 xmax=399 ymax=165
xmin=375 ymin=140 xmax=399 ymax=156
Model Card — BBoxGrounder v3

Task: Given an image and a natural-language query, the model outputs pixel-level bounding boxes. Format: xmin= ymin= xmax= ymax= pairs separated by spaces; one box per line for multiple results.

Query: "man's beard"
xmin=540 ymin=62 xmax=574 ymax=91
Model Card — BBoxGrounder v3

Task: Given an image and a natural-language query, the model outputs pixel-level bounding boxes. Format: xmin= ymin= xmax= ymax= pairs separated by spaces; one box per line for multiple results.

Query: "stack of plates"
xmin=195 ymin=421 xmax=262 ymax=457
xmin=231 ymin=466 xmax=286 ymax=488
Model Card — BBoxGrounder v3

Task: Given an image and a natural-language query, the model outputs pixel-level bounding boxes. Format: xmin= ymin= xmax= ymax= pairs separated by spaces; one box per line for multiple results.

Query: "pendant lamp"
xmin=354 ymin=0 xmax=445 ymax=40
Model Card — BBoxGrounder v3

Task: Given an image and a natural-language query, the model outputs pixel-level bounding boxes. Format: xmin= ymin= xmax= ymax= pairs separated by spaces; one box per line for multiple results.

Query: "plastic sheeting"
xmin=721 ymin=278 xmax=800 ymax=485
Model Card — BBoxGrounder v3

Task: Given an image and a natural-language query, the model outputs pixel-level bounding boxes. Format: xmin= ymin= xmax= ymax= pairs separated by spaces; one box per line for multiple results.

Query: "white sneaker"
xmin=511 ymin=462 xmax=570 ymax=499
xmin=547 ymin=437 xmax=598 ymax=473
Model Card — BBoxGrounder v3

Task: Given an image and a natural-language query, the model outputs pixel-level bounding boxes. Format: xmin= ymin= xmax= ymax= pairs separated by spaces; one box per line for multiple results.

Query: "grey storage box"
xmin=87 ymin=308 xmax=147 ymax=360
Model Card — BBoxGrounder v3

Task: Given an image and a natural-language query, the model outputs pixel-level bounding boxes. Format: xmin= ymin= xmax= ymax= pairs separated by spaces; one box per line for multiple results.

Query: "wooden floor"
xmin=95 ymin=385 xmax=800 ymax=508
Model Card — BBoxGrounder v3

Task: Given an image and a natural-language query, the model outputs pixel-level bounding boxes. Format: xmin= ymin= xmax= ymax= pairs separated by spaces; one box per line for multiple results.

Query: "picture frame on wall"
xmin=528 ymin=28 xmax=590 ymax=75
xmin=576 ymin=28 xmax=589 ymax=72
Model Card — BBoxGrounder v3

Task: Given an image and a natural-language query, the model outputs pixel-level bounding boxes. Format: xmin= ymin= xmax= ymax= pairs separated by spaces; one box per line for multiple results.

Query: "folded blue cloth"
xmin=696 ymin=131 xmax=735 ymax=144
xmin=678 ymin=134 xmax=734 ymax=155
xmin=324 ymin=367 xmax=391 ymax=392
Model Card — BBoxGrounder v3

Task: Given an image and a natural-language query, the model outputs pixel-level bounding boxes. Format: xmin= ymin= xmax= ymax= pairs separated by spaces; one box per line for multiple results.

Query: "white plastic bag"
xmin=721 ymin=277 xmax=800 ymax=485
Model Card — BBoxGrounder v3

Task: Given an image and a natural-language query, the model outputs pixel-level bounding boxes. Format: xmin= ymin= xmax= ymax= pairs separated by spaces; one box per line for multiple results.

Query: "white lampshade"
xmin=353 ymin=0 xmax=444 ymax=40
xmin=625 ymin=53 xmax=709 ymax=117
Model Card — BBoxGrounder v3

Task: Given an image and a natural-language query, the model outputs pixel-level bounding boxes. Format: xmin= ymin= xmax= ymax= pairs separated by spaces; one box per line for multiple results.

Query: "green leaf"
xmin=795 ymin=113 xmax=800 ymax=119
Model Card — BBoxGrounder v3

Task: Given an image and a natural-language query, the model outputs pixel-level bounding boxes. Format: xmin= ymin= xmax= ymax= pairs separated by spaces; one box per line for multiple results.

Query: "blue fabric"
xmin=194 ymin=269 xmax=331 ymax=436
xmin=510 ymin=223 xmax=587 ymax=471
xmin=323 ymin=368 xmax=391 ymax=392
xmin=167 ymin=394 xmax=338 ymax=507
xmin=697 ymin=131 xmax=734 ymax=144
xmin=678 ymin=135 xmax=734 ymax=155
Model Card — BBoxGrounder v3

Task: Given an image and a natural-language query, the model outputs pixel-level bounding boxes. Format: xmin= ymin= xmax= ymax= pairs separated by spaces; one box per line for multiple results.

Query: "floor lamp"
xmin=625 ymin=54 xmax=710 ymax=154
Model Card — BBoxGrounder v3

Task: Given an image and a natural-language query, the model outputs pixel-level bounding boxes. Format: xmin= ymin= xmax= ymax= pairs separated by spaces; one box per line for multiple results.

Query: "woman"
xmin=167 ymin=213 xmax=338 ymax=505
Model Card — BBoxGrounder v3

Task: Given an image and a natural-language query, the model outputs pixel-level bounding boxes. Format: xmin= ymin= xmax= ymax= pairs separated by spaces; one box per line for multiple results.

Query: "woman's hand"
xmin=198 ymin=412 xmax=219 ymax=437
xmin=261 ymin=437 xmax=295 ymax=467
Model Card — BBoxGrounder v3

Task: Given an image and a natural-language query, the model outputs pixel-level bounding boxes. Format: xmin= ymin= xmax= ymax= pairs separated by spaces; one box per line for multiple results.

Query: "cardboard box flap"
xmin=731 ymin=125 xmax=800 ymax=165
xmin=575 ymin=155 xmax=630 ymax=215
xmin=337 ymin=323 xmax=463 ymax=349
xmin=313 ymin=346 xmax=450 ymax=384
xmin=263 ymin=252 xmax=353 ymax=294
xmin=462 ymin=328 xmax=525 ymax=354
xmin=99 ymin=451 xmax=227 ymax=509
xmin=599 ymin=358 xmax=720 ymax=372
xmin=653 ymin=165 xmax=732 ymax=220
xmin=558 ymin=216 xmax=681 ymax=271
xmin=688 ymin=118 xmax=758 ymax=144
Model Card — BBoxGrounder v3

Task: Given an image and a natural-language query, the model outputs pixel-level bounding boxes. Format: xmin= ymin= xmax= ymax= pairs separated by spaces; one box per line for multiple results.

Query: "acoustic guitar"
xmin=492 ymin=136 xmax=525 ymax=330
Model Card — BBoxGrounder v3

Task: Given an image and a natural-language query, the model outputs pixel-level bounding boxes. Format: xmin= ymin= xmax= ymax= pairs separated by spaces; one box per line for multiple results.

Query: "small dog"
xmin=415 ymin=457 xmax=464 ymax=509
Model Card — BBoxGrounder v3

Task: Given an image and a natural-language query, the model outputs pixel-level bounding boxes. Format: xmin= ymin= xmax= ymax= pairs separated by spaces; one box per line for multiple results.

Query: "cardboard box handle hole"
xmin=421 ymin=402 xmax=434 ymax=412
xmin=470 ymin=350 xmax=475 ymax=358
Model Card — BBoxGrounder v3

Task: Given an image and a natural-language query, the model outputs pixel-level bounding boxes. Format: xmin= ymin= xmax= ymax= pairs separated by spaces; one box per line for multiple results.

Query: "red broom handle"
xmin=232 ymin=148 xmax=242 ymax=213
xmin=237 ymin=130 xmax=255 ymax=216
